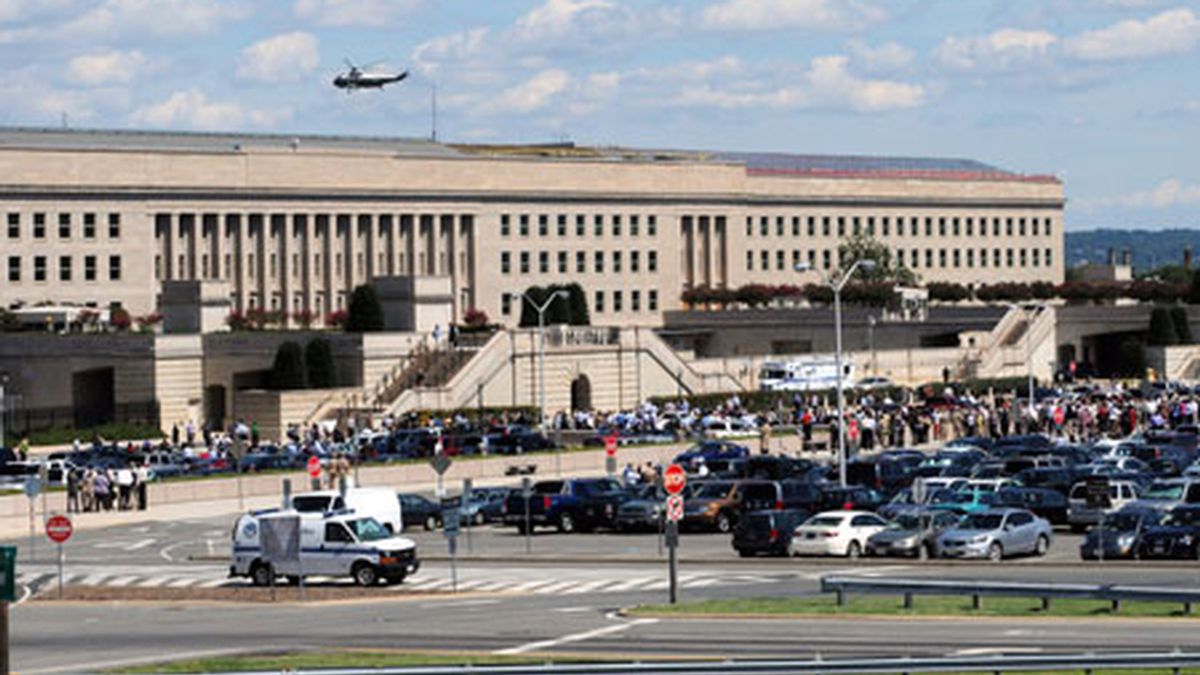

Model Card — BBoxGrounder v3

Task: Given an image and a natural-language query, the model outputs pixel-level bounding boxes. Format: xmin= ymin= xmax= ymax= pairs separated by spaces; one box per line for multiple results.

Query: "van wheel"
xmin=716 ymin=512 xmax=732 ymax=533
xmin=250 ymin=562 xmax=273 ymax=587
xmin=424 ymin=515 xmax=438 ymax=531
xmin=557 ymin=512 xmax=576 ymax=534
xmin=353 ymin=562 xmax=379 ymax=587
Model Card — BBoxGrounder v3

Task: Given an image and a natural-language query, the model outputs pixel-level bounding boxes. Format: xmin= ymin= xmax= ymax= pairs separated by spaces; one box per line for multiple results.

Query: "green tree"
xmin=563 ymin=282 xmax=590 ymax=326
xmin=520 ymin=284 xmax=588 ymax=326
xmin=346 ymin=284 xmax=384 ymax=332
xmin=1115 ymin=338 xmax=1147 ymax=378
xmin=518 ymin=286 xmax=547 ymax=328
xmin=305 ymin=338 xmax=337 ymax=388
xmin=1171 ymin=306 xmax=1194 ymax=344
xmin=1148 ymin=306 xmax=1179 ymax=346
xmin=837 ymin=234 xmax=918 ymax=285
xmin=271 ymin=341 xmax=308 ymax=390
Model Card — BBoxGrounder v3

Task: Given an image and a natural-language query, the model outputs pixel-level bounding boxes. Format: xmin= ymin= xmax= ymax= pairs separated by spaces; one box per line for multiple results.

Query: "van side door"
xmin=322 ymin=522 xmax=356 ymax=575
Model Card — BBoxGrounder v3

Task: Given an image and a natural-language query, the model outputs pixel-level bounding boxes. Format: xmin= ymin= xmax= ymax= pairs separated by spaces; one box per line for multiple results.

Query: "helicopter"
xmin=332 ymin=60 xmax=408 ymax=91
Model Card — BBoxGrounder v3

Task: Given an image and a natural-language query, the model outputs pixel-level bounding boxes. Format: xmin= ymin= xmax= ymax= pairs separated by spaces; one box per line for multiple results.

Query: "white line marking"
xmin=106 ymin=575 xmax=138 ymax=587
xmin=604 ymin=577 xmax=658 ymax=593
xmin=136 ymin=575 xmax=172 ymax=588
xmin=952 ymin=648 xmax=1045 ymax=656
xmin=554 ymin=606 xmax=592 ymax=613
xmin=561 ymin=579 xmax=612 ymax=595
xmin=494 ymin=618 xmax=659 ymax=655
xmin=167 ymin=577 xmax=199 ymax=588
xmin=533 ymin=580 xmax=580 ymax=594
xmin=78 ymin=574 xmax=110 ymax=586
xmin=509 ymin=579 xmax=560 ymax=593
xmin=681 ymin=577 xmax=719 ymax=588
xmin=123 ymin=538 xmax=157 ymax=551
xmin=197 ymin=578 xmax=229 ymax=589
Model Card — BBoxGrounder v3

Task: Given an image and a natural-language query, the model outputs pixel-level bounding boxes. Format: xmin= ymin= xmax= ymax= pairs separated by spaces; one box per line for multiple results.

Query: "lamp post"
xmin=1005 ymin=302 xmax=1039 ymax=425
xmin=0 ymin=375 xmax=6 ymax=449
xmin=523 ymin=290 xmax=569 ymax=475
xmin=796 ymin=259 xmax=877 ymax=487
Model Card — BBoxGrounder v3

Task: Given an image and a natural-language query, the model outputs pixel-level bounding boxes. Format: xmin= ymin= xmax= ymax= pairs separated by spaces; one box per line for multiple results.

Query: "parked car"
xmin=935 ymin=508 xmax=1053 ymax=561
xmin=615 ymin=484 xmax=666 ymax=532
xmin=682 ymin=480 xmax=742 ymax=532
xmin=789 ymin=510 xmax=889 ymax=559
xmin=1137 ymin=504 xmax=1200 ymax=560
xmin=928 ymin=489 xmax=1002 ymax=515
xmin=501 ymin=478 xmax=627 ymax=533
xmin=740 ymin=480 xmax=823 ymax=517
xmin=866 ymin=510 xmax=961 ymax=559
xmin=1067 ymin=480 xmax=1140 ymax=532
xmin=818 ymin=485 xmax=885 ymax=513
xmin=996 ymin=487 xmax=1069 ymax=526
xmin=1080 ymin=507 xmax=1162 ymax=560
xmin=732 ymin=509 xmax=809 ymax=557
xmin=398 ymin=493 xmax=443 ymax=531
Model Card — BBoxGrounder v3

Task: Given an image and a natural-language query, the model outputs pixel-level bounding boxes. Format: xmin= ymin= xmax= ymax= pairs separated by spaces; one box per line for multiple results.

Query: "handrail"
xmin=212 ymin=651 xmax=1200 ymax=675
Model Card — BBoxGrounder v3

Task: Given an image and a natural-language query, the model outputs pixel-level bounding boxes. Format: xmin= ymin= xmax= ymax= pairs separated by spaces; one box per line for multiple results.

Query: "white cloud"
xmin=935 ymin=28 xmax=1058 ymax=71
xmin=847 ymin=39 xmax=915 ymax=73
xmin=807 ymin=55 xmax=923 ymax=111
xmin=412 ymin=28 xmax=489 ymax=77
xmin=1063 ymin=7 xmax=1200 ymax=61
xmin=1119 ymin=179 xmax=1200 ymax=208
xmin=0 ymin=0 xmax=24 ymax=22
xmin=64 ymin=0 xmax=249 ymax=38
xmin=700 ymin=0 xmax=886 ymax=32
xmin=293 ymin=0 xmax=425 ymax=27
xmin=237 ymin=32 xmax=320 ymax=83
xmin=510 ymin=0 xmax=681 ymax=48
xmin=67 ymin=49 xmax=146 ymax=85
xmin=492 ymin=69 xmax=571 ymax=113
xmin=129 ymin=89 xmax=287 ymax=130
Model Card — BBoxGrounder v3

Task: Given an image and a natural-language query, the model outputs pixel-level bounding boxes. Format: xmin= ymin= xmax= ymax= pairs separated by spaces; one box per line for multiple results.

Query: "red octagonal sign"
xmin=664 ymin=464 xmax=687 ymax=496
xmin=307 ymin=455 xmax=321 ymax=478
xmin=46 ymin=514 xmax=72 ymax=544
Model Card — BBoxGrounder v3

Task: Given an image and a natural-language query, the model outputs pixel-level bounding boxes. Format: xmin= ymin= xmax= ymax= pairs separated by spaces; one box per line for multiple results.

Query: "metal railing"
xmin=215 ymin=651 xmax=1200 ymax=675
xmin=821 ymin=576 xmax=1200 ymax=613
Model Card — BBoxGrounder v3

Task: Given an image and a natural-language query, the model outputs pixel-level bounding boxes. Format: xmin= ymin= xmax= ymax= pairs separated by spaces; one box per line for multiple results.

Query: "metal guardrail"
xmin=821 ymin=576 xmax=1200 ymax=613
xmin=215 ymin=651 xmax=1200 ymax=675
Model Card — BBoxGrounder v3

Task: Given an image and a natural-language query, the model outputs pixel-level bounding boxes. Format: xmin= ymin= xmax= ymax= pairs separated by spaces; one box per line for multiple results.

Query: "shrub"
xmin=111 ymin=308 xmax=132 ymax=331
xmin=325 ymin=309 xmax=349 ymax=329
xmin=346 ymin=285 xmax=384 ymax=332
xmin=305 ymin=338 xmax=337 ymax=388
xmin=293 ymin=308 xmax=317 ymax=329
xmin=927 ymin=282 xmax=970 ymax=303
xmin=271 ymin=341 xmax=308 ymax=389
xmin=1148 ymin=306 xmax=1178 ymax=346
xmin=1172 ymin=306 xmax=1194 ymax=344
xmin=1115 ymin=338 xmax=1147 ymax=378
xmin=463 ymin=308 xmax=490 ymax=328
xmin=135 ymin=312 xmax=163 ymax=332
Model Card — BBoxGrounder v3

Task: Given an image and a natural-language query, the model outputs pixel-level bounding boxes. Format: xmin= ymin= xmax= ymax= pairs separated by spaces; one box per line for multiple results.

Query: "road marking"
xmin=554 ymin=606 xmax=593 ymax=613
xmin=494 ymin=618 xmax=659 ymax=655
xmin=123 ymin=538 xmax=157 ymax=551
xmin=78 ymin=574 xmax=110 ymax=586
xmin=106 ymin=576 xmax=138 ymax=587
xmin=681 ymin=577 xmax=719 ymax=588
xmin=197 ymin=578 xmax=230 ymax=589
xmin=509 ymin=579 xmax=560 ymax=593
xmin=561 ymin=579 xmax=612 ymax=595
xmin=136 ymin=575 xmax=172 ymax=588
xmin=533 ymin=580 xmax=580 ymax=594
xmin=952 ymin=647 xmax=1045 ymax=656
xmin=167 ymin=577 xmax=199 ymax=588
xmin=604 ymin=577 xmax=658 ymax=593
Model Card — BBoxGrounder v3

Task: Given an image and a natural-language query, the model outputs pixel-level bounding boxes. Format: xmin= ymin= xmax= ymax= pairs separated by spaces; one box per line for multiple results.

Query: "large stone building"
xmin=0 ymin=127 xmax=1064 ymax=328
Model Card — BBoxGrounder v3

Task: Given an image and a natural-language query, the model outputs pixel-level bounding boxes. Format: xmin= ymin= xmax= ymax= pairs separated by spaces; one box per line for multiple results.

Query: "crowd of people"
xmin=65 ymin=465 xmax=149 ymax=513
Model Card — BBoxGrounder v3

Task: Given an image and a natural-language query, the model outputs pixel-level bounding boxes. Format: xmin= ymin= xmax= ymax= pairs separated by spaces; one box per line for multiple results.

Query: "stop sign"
xmin=307 ymin=455 xmax=321 ymax=478
xmin=46 ymin=515 xmax=72 ymax=543
xmin=664 ymin=464 xmax=687 ymax=496
xmin=604 ymin=434 xmax=617 ymax=457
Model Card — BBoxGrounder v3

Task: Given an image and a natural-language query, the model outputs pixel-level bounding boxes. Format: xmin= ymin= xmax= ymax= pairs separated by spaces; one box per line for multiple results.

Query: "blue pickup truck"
xmin=503 ymin=478 xmax=628 ymax=533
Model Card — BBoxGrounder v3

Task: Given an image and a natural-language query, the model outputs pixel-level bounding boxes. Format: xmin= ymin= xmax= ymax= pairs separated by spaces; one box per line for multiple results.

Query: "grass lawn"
xmin=633 ymin=594 xmax=1200 ymax=619
xmin=110 ymin=650 xmax=586 ymax=674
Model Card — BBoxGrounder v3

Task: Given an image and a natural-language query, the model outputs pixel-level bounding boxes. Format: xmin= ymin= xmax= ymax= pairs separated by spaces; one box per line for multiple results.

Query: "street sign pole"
xmin=667 ymin=520 xmax=678 ymax=604
xmin=56 ymin=542 xmax=63 ymax=599
xmin=663 ymin=464 xmax=686 ymax=605
xmin=463 ymin=478 xmax=473 ymax=554
xmin=0 ymin=546 xmax=14 ymax=675
xmin=522 ymin=477 xmax=532 ymax=555
xmin=444 ymin=507 xmax=460 ymax=593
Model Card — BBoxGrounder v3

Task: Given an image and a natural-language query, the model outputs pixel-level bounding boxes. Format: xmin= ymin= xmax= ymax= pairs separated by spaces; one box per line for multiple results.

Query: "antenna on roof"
xmin=430 ymin=82 xmax=438 ymax=143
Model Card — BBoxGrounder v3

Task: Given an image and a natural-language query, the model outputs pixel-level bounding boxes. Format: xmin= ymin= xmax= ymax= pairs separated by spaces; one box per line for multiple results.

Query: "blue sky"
xmin=0 ymin=0 xmax=1197 ymax=231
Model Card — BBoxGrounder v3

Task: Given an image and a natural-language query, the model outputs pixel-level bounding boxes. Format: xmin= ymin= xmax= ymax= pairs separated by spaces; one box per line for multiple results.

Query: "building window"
xmin=807 ymin=250 xmax=816 ymax=267
xmin=557 ymin=251 xmax=567 ymax=273
xmin=923 ymin=217 xmax=931 ymax=237
xmin=594 ymin=214 xmax=603 ymax=237
xmin=822 ymin=249 xmax=832 ymax=269
xmin=776 ymin=250 xmax=785 ymax=270
xmin=925 ymin=249 xmax=933 ymax=268
xmin=594 ymin=290 xmax=604 ymax=313
xmin=631 ymin=290 xmax=641 ymax=312
xmin=1006 ymin=248 xmax=1014 ymax=267
xmin=745 ymin=217 xmax=753 ymax=237
xmin=557 ymin=214 xmax=567 ymax=237
xmin=746 ymin=251 xmax=753 ymax=271
xmin=538 ymin=251 xmax=549 ymax=273
xmin=852 ymin=216 xmax=861 ymax=236
xmin=631 ymin=251 xmax=640 ymax=273
xmin=55 ymin=255 xmax=69 ymax=280
xmin=58 ymin=213 xmax=71 ymax=238
xmin=822 ymin=217 xmax=831 ymax=237
xmin=575 ymin=215 xmax=585 ymax=237
xmin=979 ymin=248 xmax=988 ymax=268
xmin=83 ymin=213 xmax=96 ymax=238
xmin=34 ymin=255 xmax=46 ymax=281
xmin=1031 ymin=219 xmax=1039 ymax=236
xmin=791 ymin=217 xmax=800 ymax=237
xmin=910 ymin=249 xmax=919 ymax=268
xmin=519 ymin=252 xmax=530 ymax=274
xmin=576 ymin=251 xmax=586 ymax=273
xmin=966 ymin=218 xmax=974 ymax=237
xmin=760 ymin=250 xmax=769 ymax=271
xmin=775 ymin=217 xmax=784 ymax=237
xmin=6 ymin=214 xmax=17 ymax=239
xmin=1032 ymin=248 xmax=1040 ymax=267
xmin=538 ymin=214 xmax=548 ymax=237
xmin=613 ymin=251 xmax=622 ymax=273
xmin=938 ymin=218 xmax=946 ymax=237
xmin=518 ymin=214 xmax=529 ymax=237
xmin=953 ymin=249 xmax=960 ymax=268
xmin=792 ymin=250 xmax=801 ymax=268
xmin=1006 ymin=218 xmax=1013 ymax=237
xmin=1020 ymin=248 xmax=1027 ymax=267
xmin=1019 ymin=218 xmax=1026 ymax=237
xmin=501 ymin=293 xmax=512 ymax=316
xmin=807 ymin=217 xmax=816 ymax=237
xmin=7 ymin=256 xmax=19 ymax=282
xmin=967 ymin=249 xmax=975 ymax=268
xmin=910 ymin=218 xmax=919 ymax=237
xmin=648 ymin=251 xmax=658 ymax=272
xmin=938 ymin=249 xmax=946 ymax=268
xmin=837 ymin=217 xmax=845 ymax=237
xmin=33 ymin=213 xmax=45 ymax=238
xmin=992 ymin=218 xmax=1000 ymax=237
xmin=594 ymin=251 xmax=604 ymax=273
xmin=613 ymin=215 xmax=621 ymax=237
xmin=500 ymin=252 xmax=511 ymax=274
xmin=648 ymin=289 xmax=659 ymax=312
xmin=647 ymin=215 xmax=657 ymax=237
xmin=1045 ymin=219 xmax=1053 ymax=237
xmin=500 ymin=214 xmax=510 ymax=237
xmin=993 ymin=249 xmax=1001 ymax=267
xmin=1045 ymin=248 xmax=1052 ymax=266
xmin=85 ymin=255 xmax=96 ymax=281
xmin=631 ymin=215 xmax=640 ymax=237
xmin=613 ymin=290 xmax=623 ymax=313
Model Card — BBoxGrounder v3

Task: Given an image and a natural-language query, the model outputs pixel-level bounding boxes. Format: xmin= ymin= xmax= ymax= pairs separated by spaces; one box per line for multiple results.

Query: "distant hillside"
xmin=1066 ymin=229 xmax=1200 ymax=272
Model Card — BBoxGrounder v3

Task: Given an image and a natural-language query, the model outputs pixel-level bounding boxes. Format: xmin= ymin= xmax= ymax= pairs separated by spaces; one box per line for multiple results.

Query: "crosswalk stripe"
xmin=78 ymin=574 xmax=110 ymax=586
xmin=452 ymin=579 xmax=490 ymax=591
xmin=681 ymin=577 xmax=719 ymax=588
xmin=106 ymin=575 xmax=138 ymax=587
xmin=561 ymin=579 xmax=612 ymax=595
xmin=136 ymin=575 xmax=172 ymax=588
xmin=473 ymin=580 xmax=513 ymax=592
xmin=167 ymin=577 xmax=199 ymax=588
xmin=509 ymin=579 xmax=560 ymax=592
xmin=605 ymin=577 xmax=659 ymax=592
xmin=197 ymin=578 xmax=229 ymax=589
xmin=533 ymin=580 xmax=578 ymax=594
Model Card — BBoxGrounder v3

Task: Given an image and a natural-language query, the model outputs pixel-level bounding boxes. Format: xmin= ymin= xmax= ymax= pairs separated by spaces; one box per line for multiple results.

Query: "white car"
xmin=855 ymin=376 xmax=894 ymax=390
xmin=789 ymin=510 xmax=889 ymax=558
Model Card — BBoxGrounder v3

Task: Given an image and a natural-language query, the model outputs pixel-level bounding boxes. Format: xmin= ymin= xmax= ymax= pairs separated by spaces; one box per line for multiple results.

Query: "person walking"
xmin=136 ymin=463 xmax=149 ymax=510
xmin=66 ymin=468 xmax=80 ymax=513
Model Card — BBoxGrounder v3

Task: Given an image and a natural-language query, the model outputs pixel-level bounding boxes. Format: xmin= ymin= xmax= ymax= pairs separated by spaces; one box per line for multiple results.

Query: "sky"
xmin=0 ymin=0 xmax=1197 ymax=232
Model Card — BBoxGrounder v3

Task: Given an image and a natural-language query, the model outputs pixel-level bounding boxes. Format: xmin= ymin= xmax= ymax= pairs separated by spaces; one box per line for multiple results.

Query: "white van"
xmin=291 ymin=488 xmax=403 ymax=534
xmin=231 ymin=509 xmax=419 ymax=586
xmin=1067 ymin=480 xmax=1140 ymax=532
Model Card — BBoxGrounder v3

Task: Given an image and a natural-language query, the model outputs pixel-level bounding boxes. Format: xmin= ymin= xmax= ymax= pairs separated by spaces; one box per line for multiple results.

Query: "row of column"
xmin=156 ymin=211 xmax=475 ymax=320
xmin=680 ymin=215 xmax=728 ymax=290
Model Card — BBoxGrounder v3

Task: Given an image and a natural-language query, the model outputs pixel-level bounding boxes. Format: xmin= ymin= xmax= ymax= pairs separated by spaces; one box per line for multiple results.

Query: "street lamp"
xmin=522 ymin=290 xmax=570 ymax=474
xmin=796 ymin=258 xmax=878 ymax=487
xmin=1005 ymin=302 xmax=1041 ymax=429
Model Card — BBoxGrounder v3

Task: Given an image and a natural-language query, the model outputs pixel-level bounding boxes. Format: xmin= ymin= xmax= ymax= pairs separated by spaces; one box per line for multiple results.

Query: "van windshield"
xmin=349 ymin=518 xmax=390 ymax=542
